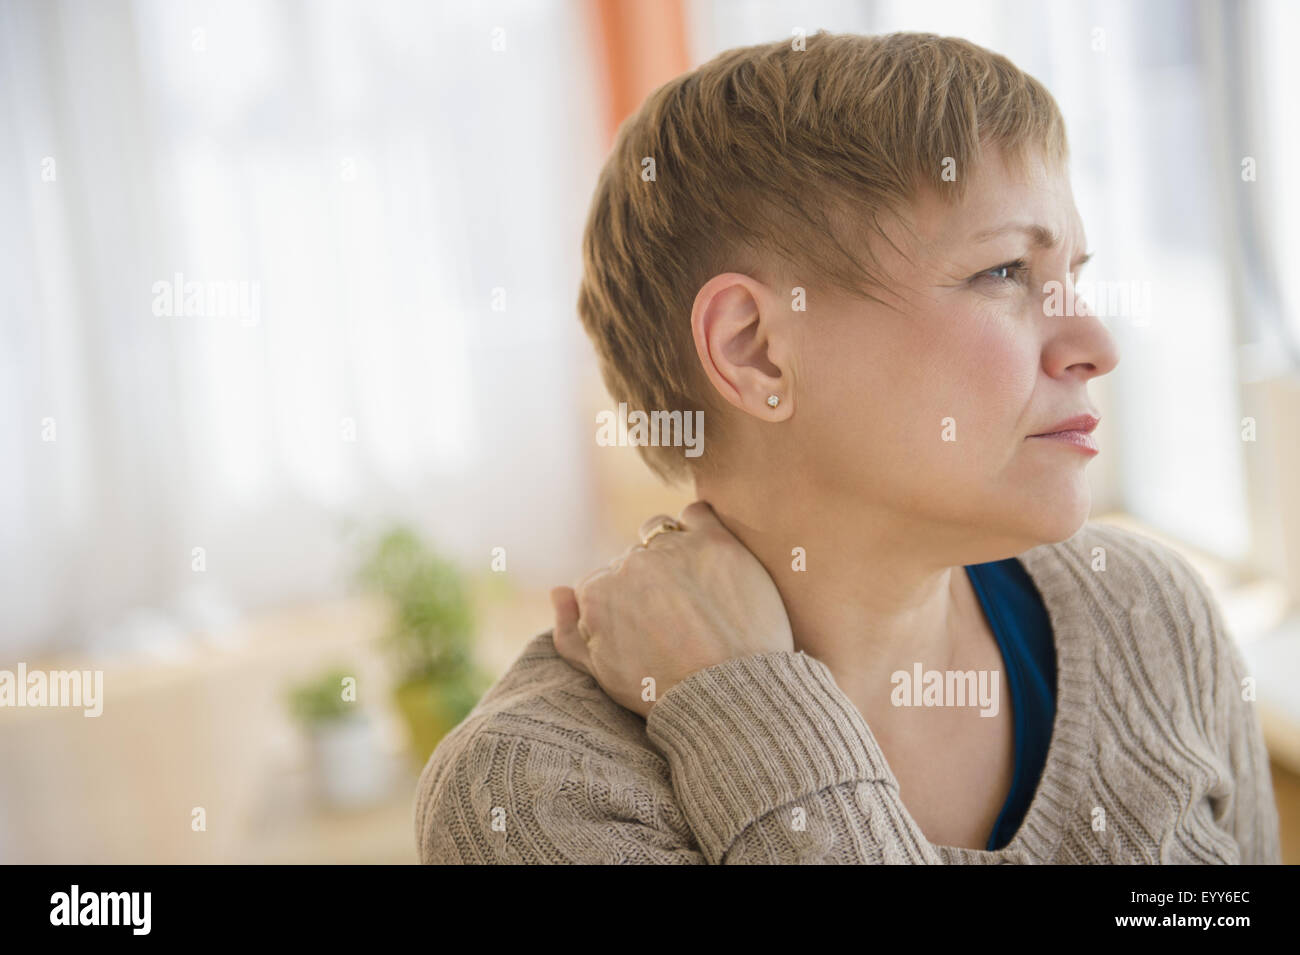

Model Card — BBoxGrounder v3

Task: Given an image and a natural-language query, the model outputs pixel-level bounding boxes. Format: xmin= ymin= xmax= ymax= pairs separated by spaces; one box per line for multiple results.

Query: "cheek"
xmin=944 ymin=318 xmax=1039 ymax=441
xmin=795 ymin=310 xmax=1037 ymax=495
xmin=891 ymin=305 xmax=1039 ymax=458
xmin=797 ymin=319 xmax=914 ymax=449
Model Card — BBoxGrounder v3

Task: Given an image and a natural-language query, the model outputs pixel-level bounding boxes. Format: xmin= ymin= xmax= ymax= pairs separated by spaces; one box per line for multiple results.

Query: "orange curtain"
xmin=586 ymin=0 xmax=691 ymax=149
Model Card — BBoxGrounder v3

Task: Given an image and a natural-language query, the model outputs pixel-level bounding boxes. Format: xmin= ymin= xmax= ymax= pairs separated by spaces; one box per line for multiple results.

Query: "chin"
xmin=1032 ymin=511 xmax=1089 ymax=545
xmin=990 ymin=459 xmax=1092 ymax=543
xmin=1021 ymin=486 xmax=1092 ymax=544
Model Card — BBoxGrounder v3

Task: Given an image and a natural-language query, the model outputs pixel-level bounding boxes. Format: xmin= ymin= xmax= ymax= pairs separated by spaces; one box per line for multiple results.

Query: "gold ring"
xmin=639 ymin=517 xmax=684 ymax=547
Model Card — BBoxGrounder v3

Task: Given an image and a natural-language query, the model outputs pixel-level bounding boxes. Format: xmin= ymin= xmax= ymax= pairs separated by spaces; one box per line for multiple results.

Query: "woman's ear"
xmin=690 ymin=273 xmax=795 ymax=421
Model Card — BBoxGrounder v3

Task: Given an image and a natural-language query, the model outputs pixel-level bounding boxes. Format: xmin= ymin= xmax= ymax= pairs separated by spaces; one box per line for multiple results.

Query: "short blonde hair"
xmin=577 ymin=30 xmax=1069 ymax=483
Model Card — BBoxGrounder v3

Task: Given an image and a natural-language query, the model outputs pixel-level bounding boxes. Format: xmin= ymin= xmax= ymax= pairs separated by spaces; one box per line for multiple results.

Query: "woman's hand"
xmin=549 ymin=500 xmax=794 ymax=719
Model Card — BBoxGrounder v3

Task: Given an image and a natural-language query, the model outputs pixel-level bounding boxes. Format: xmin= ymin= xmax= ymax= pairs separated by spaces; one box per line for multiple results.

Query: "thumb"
xmin=549 ymin=586 xmax=591 ymax=676
xmin=550 ymin=585 xmax=579 ymax=629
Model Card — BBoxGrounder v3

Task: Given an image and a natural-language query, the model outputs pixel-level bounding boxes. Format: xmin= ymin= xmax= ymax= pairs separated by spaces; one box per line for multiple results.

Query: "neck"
xmin=693 ymin=469 xmax=1009 ymax=711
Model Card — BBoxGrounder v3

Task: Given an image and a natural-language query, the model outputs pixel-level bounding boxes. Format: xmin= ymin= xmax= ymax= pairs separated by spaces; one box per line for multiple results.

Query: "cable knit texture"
xmin=414 ymin=521 xmax=1282 ymax=864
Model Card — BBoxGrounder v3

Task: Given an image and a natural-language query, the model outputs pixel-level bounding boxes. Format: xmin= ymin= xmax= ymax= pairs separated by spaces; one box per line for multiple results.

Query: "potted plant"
xmin=286 ymin=666 xmax=389 ymax=809
xmin=357 ymin=526 xmax=490 ymax=766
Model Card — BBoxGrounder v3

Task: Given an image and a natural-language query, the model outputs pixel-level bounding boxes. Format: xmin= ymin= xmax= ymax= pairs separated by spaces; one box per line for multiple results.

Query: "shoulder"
xmin=1024 ymin=518 xmax=1237 ymax=715
xmin=426 ymin=628 xmax=658 ymax=760
xmin=414 ymin=629 xmax=678 ymax=862
xmin=1025 ymin=518 xmax=1205 ymax=583
xmin=1025 ymin=522 xmax=1278 ymax=862
xmin=1022 ymin=518 xmax=1224 ymax=625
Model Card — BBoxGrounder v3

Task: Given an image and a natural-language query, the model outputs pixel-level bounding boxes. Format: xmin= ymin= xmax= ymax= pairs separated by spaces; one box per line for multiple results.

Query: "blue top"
xmin=964 ymin=557 xmax=1057 ymax=852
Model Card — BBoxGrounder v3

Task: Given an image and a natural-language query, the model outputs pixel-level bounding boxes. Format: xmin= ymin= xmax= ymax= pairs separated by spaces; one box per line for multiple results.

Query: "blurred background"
xmin=2 ymin=0 xmax=1299 ymax=864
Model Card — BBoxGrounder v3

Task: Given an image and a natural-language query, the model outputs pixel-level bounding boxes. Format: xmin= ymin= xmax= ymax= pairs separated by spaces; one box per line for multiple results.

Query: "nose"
xmin=1040 ymin=279 xmax=1121 ymax=380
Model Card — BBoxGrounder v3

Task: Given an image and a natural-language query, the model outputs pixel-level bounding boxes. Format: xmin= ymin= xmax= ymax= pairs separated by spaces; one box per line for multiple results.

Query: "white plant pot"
xmin=307 ymin=711 xmax=390 ymax=809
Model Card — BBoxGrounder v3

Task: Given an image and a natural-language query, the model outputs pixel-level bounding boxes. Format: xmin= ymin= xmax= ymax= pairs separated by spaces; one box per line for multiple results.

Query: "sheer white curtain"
xmin=686 ymin=0 xmax=1300 ymax=565
xmin=1251 ymin=0 xmax=1300 ymax=359
xmin=8 ymin=0 xmax=1296 ymax=661
xmin=0 ymin=0 xmax=603 ymax=660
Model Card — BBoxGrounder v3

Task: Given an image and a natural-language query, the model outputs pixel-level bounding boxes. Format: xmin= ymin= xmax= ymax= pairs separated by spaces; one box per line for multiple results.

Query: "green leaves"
xmin=356 ymin=526 xmax=477 ymax=685
xmin=287 ymin=668 xmax=356 ymax=726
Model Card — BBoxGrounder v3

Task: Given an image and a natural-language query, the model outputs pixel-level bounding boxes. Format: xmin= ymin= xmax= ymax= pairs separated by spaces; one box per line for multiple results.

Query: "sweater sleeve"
xmin=415 ymin=727 xmax=708 ymax=864
xmin=415 ymin=648 xmax=942 ymax=864
xmin=644 ymin=650 xmax=942 ymax=863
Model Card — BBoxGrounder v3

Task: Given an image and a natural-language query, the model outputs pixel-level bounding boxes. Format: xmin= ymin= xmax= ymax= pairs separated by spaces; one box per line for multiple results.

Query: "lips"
xmin=1027 ymin=412 xmax=1100 ymax=454
xmin=1030 ymin=413 xmax=1099 ymax=437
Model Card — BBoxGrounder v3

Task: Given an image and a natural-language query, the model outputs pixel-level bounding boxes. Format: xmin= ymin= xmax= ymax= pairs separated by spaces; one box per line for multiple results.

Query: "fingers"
xmin=550 ymin=586 xmax=592 ymax=677
xmin=563 ymin=503 xmax=719 ymax=678
xmin=577 ymin=541 xmax=638 ymax=589
xmin=610 ymin=541 xmax=644 ymax=570
xmin=677 ymin=499 xmax=722 ymax=533
xmin=576 ymin=563 xmax=614 ymax=590
xmin=637 ymin=513 xmax=683 ymax=545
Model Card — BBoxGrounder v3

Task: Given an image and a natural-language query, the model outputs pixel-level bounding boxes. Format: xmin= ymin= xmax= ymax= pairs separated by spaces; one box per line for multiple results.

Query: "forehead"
xmin=908 ymin=147 xmax=1084 ymax=249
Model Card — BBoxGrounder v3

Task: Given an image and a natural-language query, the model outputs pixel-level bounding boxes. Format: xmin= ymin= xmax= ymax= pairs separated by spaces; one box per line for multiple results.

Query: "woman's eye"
xmin=977 ymin=260 xmax=1029 ymax=284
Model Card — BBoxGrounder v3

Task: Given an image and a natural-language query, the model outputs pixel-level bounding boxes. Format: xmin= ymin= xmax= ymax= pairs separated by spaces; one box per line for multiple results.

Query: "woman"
xmin=416 ymin=31 xmax=1281 ymax=863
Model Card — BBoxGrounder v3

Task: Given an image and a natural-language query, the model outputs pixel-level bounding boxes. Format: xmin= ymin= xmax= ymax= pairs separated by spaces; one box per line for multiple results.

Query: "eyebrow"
xmin=972 ymin=222 xmax=1093 ymax=267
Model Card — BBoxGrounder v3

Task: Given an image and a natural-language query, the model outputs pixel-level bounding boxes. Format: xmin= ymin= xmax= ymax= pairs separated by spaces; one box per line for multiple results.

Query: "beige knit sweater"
xmin=414 ymin=521 xmax=1282 ymax=864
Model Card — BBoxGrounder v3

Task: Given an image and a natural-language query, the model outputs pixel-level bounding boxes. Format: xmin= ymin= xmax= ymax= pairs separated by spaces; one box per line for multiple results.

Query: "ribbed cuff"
xmin=644 ymin=650 xmax=896 ymax=863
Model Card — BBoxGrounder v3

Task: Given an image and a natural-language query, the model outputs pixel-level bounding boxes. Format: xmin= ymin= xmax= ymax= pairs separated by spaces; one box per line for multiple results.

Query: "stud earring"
xmin=766 ymin=394 xmax=780 ymax=408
